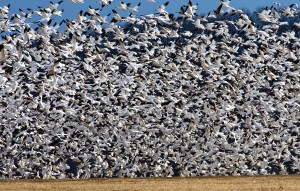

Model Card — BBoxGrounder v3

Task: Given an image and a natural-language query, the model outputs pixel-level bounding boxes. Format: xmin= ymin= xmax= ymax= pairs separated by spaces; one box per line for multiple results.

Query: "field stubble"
xmin=0 ymin=175 xmax=299 ymax=191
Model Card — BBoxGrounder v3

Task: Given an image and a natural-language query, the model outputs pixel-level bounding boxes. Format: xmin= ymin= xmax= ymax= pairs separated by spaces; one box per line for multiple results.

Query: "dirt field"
xmin=0 ymin=175 xmax=299 ymax=191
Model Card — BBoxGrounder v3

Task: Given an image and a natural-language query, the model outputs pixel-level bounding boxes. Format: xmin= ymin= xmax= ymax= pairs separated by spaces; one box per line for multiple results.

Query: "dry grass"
xmin=0 ymin=175 xmax=299 ymax=191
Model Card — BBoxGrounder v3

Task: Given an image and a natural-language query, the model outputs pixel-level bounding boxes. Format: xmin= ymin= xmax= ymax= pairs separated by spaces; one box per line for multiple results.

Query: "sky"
xmin=0 ymin=0 xmax=298 ymax=21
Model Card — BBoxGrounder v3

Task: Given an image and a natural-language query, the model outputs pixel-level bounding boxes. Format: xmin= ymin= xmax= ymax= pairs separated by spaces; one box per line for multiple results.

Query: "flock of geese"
xmin=0 ymin=0 xmax=300 ymax=179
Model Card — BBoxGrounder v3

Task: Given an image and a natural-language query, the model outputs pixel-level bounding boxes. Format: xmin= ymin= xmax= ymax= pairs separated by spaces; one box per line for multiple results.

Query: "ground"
xmin=0 ymin=175 xmax=299 ymax=191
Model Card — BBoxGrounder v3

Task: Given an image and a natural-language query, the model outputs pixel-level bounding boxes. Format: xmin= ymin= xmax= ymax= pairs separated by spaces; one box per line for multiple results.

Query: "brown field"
xmin=0 ymin=175 xmax=299 ymax=191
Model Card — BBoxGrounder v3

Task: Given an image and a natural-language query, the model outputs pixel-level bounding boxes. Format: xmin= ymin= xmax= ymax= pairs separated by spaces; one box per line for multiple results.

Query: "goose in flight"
xmin=117 ymin=2 xmax=129 ymax=11
xmin=50 ymin=1 xmax=63 ymax=10
xmin=157 ymin=1 xmax=169 ymax=15
xmin=0 ymin=4 xmax=10 ymax=18
xmin=185 ymin=0 xmax=198 ymax=18
xmin=69 ymin=0 xmax=84 ymax=3
xmin=128 ymin=2 xmax=141 ymax=12
xmin=214 ymin=0 xmax=233 ymax=15
xmin=101 ymin=0 xmax=113 ymax=8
